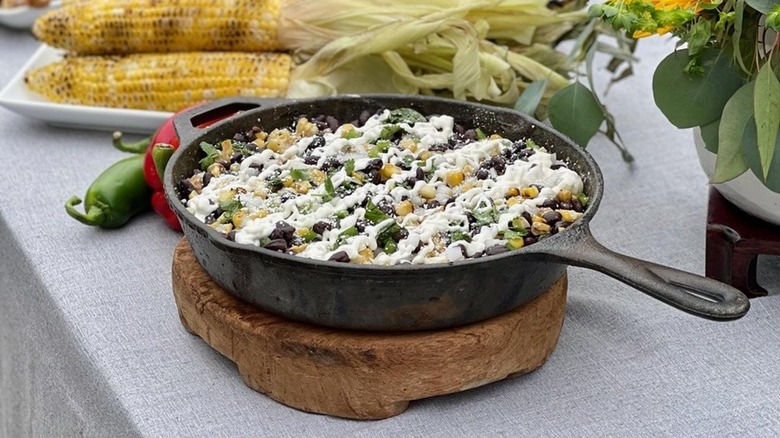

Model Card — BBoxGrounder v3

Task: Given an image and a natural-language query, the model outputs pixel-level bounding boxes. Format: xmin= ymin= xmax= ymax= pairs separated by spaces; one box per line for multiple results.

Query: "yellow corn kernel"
xmin=309 ymin=169 xmax=326 ymax=185
xmin=507 ymin=238 xmax=524 ymax=249
xmin=489 ymin=133 xmax=503 ymax=140
xmin=295 ymin=117 xmax=319 ymax=137
xmin=282 ymin=177 xmax=294 ymax=187
xmin=253 ymin=189 xmax=268 ymax=199
xmin=521 ymin=186 xmax=539 ymax=198
xmin=532 ymin=214 xmax=545 ymax=223
xmin=251 ymin=209 xmax=269 ymax=219
xmin=293 ymin=181 xmax=310 ymax=194
xmin=419 ymin=185 xmax=437 ymax=200
xmin=33 ymin=0 xmax=282 ymax=55
xmin=252 ymin=131 xmax=269 ymax=148
xmin=218 ymin=190 xmax=236 ymax=203
xmin=380 ymin=163 xmax=401 ymax=180
xmin=399 ymin=138 xmax=418 ymax=153
xmin=340 ymin=123 xmax=357 ymax=138
xmin=290 ymin=244 xmax=308 ymax=254
xmin=24 ymin=51 xmax=291 ymax=112
xmin=557 ymin=189 xmax=573 ymax=203
xmin=418 ymin=150 xmax=433 ymax=161
xmin=353 ymin=247 xmax=374 ymax=264
xmin=232 ymin=211 xmax=246 ymax=229
xmin=446 ymin=170 xmax=465 ymax=187
xmin=395 ymin=200 xmax=414 ymax=216
xmin=295 ymin=227 xmax=310 ymax=237
xmin=560 ymin=210 xmax=581 ymax=223
xmin=267 ymin=129 xmax=295 ymax=153
xmin=531 ymin=222 xmax=551 ymax=235
xmin=207 ymin=162 xmax=225 ymax=177
xmin=462 ymin=164 xmax=474 ymax=176
xmin=505 ymin=187 xmax=520 ymax=197
xmin=506 ymin=196 xmax=521 ymax=206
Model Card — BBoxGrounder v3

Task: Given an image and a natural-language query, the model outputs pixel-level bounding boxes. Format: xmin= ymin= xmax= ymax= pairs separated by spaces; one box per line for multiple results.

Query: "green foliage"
xmin=652 ymin=49 xmax=744 ymax=128
xmin=548 ymin=82 xmax=604 ymax=147
xmin=742 ymin=118 xmax=780 ymax=192
xmin=514 ymin=79 xmax=547 ymax=116
xmin=711 ymin=81 xmax=753 ymax=182
xmin=753 ymin=63 xmax=780 ymax=179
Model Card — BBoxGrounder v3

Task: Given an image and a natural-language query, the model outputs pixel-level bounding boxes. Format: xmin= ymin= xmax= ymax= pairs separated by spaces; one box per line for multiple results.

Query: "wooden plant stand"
xmin=706 ymin=188 xmax=780 ymax=298
xmin=171 ymin=238 xmax=568 ymax=420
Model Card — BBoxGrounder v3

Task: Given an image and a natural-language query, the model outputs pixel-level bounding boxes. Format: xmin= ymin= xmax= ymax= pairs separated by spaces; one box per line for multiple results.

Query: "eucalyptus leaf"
xmin=548 ymin=82 xmax=604 ymax=147
xmin=712 ymin=81 xmax=754 ymax=182
xmin=700 ymin=119 xmax=720 ymax=154
xmin=514 ymin=79 xmax=547 ymax=116
xmin=744 ymin=0 xmax=778 ymax=14
xmin=652 ymin=49 xmax=744 ymax=128
xmin=742 ymin=118 xmax=780 ymax=193
xmin=753 ymin=63 xmax=780 ymax=179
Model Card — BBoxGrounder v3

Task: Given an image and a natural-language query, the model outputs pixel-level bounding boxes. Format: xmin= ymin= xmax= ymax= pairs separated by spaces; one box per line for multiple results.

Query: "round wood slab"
xmin=172 ymin=238 xmax=568 ymax=420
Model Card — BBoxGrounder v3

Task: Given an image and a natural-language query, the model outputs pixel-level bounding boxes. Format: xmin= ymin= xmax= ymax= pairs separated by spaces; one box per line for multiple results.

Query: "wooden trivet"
xmin=171 ymin=238 xmax=567 ymax=420
xmin=706 ymin=188 xmax=780 ymax=298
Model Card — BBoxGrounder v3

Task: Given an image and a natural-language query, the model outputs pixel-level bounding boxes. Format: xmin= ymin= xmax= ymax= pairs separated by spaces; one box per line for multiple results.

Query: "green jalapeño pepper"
xmin=65 ymin=153 xmax=152 ymax=228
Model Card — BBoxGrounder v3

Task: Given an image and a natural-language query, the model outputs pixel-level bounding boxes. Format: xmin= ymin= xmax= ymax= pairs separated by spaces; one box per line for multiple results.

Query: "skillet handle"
xmin=534 ymin=226 xmax=750 ymax=321
xmin=173 ymin=97 xmax=290 ymax=146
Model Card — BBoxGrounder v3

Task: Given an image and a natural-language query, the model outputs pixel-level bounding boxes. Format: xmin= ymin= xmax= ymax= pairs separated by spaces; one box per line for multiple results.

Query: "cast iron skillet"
xmin=163 ymin=95 xmax=749 ymax=331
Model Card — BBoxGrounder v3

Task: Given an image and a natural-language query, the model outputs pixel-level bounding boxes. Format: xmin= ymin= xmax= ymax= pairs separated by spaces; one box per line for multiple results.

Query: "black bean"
xmin=501 ymin=147 xmax=514 ymax=159
xmin=517 ymin=149 xmax=535 ymax=160
xmin=233 ymin=132 xmax=247 ymax=142
xmin=264 ymin=239 xmax=288 ymax=252
xmin=523 ymin=236 xmax=537 ymax=246
xmin=404 ymin=177 xmax=418 ymax=188
xmin=426 ymin=200 xmax=441 ymax=208
xmin=552 ymin=220 xmax=572 ymax=234
xmin=392 ymin=228 xmax=409 ymax=243
xmin=512 ymin=140 xmax=527 ymax=151
xmin=325 ymin=116 xmax=339 ymax=132
xmin=462 ymin=129 xmax=477 ymax=141
xmin=279 ymin=191 xmax=296 ymax=203
xmin=475 ymin=168 xmax=490 ymax=180
xmin=521 ymin=211 xmax=533 ymax=225
xmin=177 ymin=179 xmax=194 ymax=200
xmin=457 ymin=244 xmax=469 ymax=258
xmin=328 ymin=251 xmax=351 ymax=263
xmin=454 ymin=123 xmax=466 ymax=135
xmin=303 ymin=155 xmax=320 ymax=165
xmin=369 ymin=169 xmax=382 ymax=184
xmin=355 ymin=219 xmax=369 ymax=232
xmin=230 ymin=152 xmax=243 ymax=164
xmin=365 ymin=158 xmax=384 ymax=171
xmin=202 ymin=172 xmax=213 ymax=187
xmin=204 ymin=208 xmax=223 ymax=225
xmin=312 ymin=221 xmax=332 ymax=235
xmin=270 ymin=221 xmax=295 ymax=242
xmin=307 ymin=135 xmax=326 ymax=151
xmin=412 ymin=240 xmax=424 ymax=254
xmin=226 ymin=230 xmax=237 ymax=241
xmin=542 ymin=211 xmax=563 ymax=225
xmin=358 ymin=110 xmax=372 ymax=127
xmin=485 ymin=245 xmax=508 ymax=256
xmin=550 ymin=163 xmax=567 ymax=170
xmin=571 ymin=199 xmax=584 ymax=212
xmin=559 ymin=202 xmax=573 ymax=210
xmin=377 ymin=200 xmax=395 ymax=216
xmin=320 ymin=157 xmax=341 ymax=172
xmin=541 ymin=198 xmax=559 ymax=209
xmin=490 ymin=156 xmax=506 ymax=175
xmin=445 ymin=196 xmax=458 ymax=206
xmin=429 ymin=143 xmax=449 ymax=152
xmin=415 ymin=167 xmax=425 ymax=181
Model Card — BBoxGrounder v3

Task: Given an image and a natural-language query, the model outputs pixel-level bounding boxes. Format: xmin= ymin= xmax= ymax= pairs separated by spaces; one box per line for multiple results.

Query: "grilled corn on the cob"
xmin=24 ymin=52 xmax=291 ymax=112
xmin=33 ymin=0 xmax=281 ymax=55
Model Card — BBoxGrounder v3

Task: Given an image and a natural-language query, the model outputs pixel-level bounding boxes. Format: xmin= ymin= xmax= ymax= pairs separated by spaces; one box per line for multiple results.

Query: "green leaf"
xmin=364 ymin=200 xmax=390 ymax=224
xmin=199 ymin=141 xmax=221 ymax=170
xmin=388 ymin=108 xmax=426 ymax=124
xmin=700 ymin=119 xmax=720 ymax=153
xmin=291 ymin=168 xmax=309 ymax=181
xmin=753 ymin=63 xmax=780 ymax=180
xmin=744 ymin=0 xmax=778 ymax=13
xmin=451 ymin=231 xmax=472 ymax=242
xmin=379 ymin=125 xmax=401 ymax=140
xmin=652 ymin=48 xmax=744 ymax=128
xmin=475 ymin=128 xmax=487 ymax=140
xmin=548 ymin=82 xmax=604 ymax=147
xmin=323 ymin=176 xmax=336 ymax=202
xmin=514 ymin=79 xmax=548 ymax=116
xmin=344 ymin=159 xmax=355 ymax=175
xmin=742 ymin=118 xmax=780 ymax=193
xmin=712 ymin=81 xmax=754 ymax=182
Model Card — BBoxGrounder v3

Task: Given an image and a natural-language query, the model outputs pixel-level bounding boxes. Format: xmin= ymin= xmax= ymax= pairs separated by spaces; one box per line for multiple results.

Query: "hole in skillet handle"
xmin=172 ymin=97 xmax=290 ymax=147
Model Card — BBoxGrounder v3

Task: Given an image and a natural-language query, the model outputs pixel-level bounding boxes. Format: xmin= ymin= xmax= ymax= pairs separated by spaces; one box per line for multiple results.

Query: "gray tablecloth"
xmin=1 ymin=24 xmax=779 ymax=438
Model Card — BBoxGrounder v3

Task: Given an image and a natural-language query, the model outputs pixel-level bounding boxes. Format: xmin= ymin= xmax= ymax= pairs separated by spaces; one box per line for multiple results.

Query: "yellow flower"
xmin=632 ymin=0 xmax=703 ymax=38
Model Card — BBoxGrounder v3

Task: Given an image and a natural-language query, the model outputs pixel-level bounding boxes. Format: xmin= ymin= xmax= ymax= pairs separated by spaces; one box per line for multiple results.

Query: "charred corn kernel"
xmin=232 ymin=211 xmax=246 ymax=229
xmin=293 ymin=181 xmax=310 ymax=194
xmin=557 ymin=189 xmax=572 ymax=203
xmin=207 ymin=163 xmax=225 ymax=177
xmin=419 ymin=185 xmax=437 ymax=199
xmin=295 ymin=117 xmax=319 ymax=137
xmin=251 ymin=209 xmax=269 ymax=219
xmin=220 ymin=140 xmax=234 ymax=158
xmin=380 ymin=163 xmax=401 ymax=180
xmin=310 ymin=169 xmax=326 ymax=185
xmin=267 ymin=128 xmax=295 ymax=153
xmin=532 ymin=214 xmax=545 ymax=223
xmin=560 ymin=209 xmax=581 ymax=223
xmin=252 ymin=131 xmax=269 ymax=148
xmin=461 ymin=182 xmax=474 ymax=192
xmin=235 ymin=187 xmax=247 ymax=195
xmin=505 ymin=187 xmax=520 ymax=197
xmin=506 ymin=196 xmax=521 ymax=206
xmin=489 ymin=133 xmax=502 ymax=140
xmin=33 ymin=0 xmax=282 ymax=55
xmin=531 ymin=222 xmax=551 ymax=235
xmin=353 ymin=247 xmax=374 ymax=264
xmin=218 ymin=190 xmax=236 ymax=203
xmin=446 ymin=170 xmax=465 ymax=187
xmin=24 ymin=51 xmax=291 ymax=112
xmin=253 ymin=189 xmax=268 ymax=199
xmin=395 ymin=200 xmax=414 ymax=216
xmin=418 ymin=150 xmax=433 ymax=161
xmin=399 ymin=138 xmax=418 ymax=152
xmin=521 ymin=186 xmax=539 ymax=198
xmin=282 ymin=177 xmax=294 ymax=188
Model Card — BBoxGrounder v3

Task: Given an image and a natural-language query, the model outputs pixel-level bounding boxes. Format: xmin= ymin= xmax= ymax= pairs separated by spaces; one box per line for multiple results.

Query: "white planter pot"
xmin=693 ymin=129 xmax=780 ymax=226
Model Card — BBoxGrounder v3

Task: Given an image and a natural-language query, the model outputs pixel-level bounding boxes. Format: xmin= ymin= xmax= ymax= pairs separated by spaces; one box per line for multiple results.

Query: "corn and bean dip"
xmin=177 ymin=108 xmax=588 ymax=265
